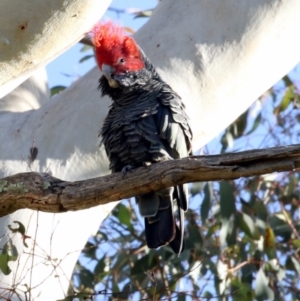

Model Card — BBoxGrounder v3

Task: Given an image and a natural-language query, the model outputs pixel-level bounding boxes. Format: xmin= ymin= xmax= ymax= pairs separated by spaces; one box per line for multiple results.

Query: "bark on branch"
xmin=1 ymin=144 xmax=300 ymax=217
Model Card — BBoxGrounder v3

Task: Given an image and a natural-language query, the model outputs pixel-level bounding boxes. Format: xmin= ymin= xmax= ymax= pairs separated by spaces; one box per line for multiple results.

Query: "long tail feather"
xmin=139 ymin=184 xmax=188 ymax=254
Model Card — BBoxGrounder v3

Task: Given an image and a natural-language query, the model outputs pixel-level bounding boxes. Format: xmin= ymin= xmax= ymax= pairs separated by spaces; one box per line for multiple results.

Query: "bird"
xmin=92 ymin=21 xmax=193 ymax=254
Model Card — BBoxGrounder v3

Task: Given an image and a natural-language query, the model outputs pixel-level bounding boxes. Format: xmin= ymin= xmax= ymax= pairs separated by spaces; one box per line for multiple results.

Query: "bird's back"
xmin=99 ymin=59 xmax=192 ymax=254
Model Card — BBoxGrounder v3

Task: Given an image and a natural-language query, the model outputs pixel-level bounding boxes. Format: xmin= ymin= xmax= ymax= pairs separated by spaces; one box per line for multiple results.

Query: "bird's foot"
xmin=122 ymin=165 xmax=134 ymax=177
xmin=143 ymin=161 xmax=152 ymax=167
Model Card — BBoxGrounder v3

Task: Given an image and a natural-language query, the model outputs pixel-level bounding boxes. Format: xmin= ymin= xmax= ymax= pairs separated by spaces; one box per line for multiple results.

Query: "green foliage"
xmin=69 ymin=70 xmax=300 ymax=300
xmin=0 ymin=221 xmax=29 ymax=276
xmin=132 ymin=9 xmax=153 ymax=19
xmin=78 ymin=43 xmax=94 ymax=64
xmin=8 ymin=221 xmax=26 ymax=235
xmin=200 ymin=182 xmax=212 ymax=222
xmin=79 ymin=55 xmax=94 ymax=64
xmin=0 ymin=239 xmax=18 ymax=275
xmin=50 ymin=85 xmax=66 ymax=97
xmin=8 ymin=221 xmax=30 ymax=247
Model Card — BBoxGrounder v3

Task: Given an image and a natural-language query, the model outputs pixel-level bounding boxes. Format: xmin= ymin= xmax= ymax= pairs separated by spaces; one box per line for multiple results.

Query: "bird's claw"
xmin=143 ymin=161 xmax=152 ymax=167
xmin=122 ymin=165 xmax=134 ymax=177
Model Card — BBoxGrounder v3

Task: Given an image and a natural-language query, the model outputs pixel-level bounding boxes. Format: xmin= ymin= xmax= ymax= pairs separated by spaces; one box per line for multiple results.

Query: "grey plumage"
xmin=99 ymin=51 xmax=192 ymax=254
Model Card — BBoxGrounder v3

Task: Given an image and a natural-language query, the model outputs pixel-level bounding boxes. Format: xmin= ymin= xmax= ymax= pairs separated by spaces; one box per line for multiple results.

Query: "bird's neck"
xmin=99 ymin=74 xmax=162 ymax=105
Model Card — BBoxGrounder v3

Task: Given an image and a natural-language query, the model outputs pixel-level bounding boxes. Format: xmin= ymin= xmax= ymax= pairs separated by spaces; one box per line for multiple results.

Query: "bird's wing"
xmin=156 ymin=85 xmax=193 ymax=159
xmin=159 ymin=86 xmax=193 ymax=253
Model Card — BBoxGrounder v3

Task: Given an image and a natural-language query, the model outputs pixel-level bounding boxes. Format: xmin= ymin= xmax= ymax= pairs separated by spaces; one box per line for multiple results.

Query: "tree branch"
xmin=1 ymin=144 xmax=299 ymax=217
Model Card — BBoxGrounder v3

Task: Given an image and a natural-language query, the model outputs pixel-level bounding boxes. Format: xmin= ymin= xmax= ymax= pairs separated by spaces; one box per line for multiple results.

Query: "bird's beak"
xmin=102 ymin=64 xmax=115 ymax=78
xmin=102 ymin=64 xmax=119 ymax=88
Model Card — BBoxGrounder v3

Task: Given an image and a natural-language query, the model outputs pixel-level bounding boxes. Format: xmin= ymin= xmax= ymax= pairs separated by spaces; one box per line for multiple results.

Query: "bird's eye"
xmin=119 ymin=58 xmax=125 ymax=63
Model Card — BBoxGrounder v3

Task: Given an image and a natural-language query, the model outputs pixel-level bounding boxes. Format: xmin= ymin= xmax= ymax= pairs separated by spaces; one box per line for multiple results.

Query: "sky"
xmin=46 ymin=0 xmax=157 ymax=90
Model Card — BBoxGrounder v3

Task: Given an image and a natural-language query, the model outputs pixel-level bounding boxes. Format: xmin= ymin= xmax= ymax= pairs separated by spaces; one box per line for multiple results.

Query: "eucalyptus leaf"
xmin=201 ymin=182 xmax=212 ymax=222
xmin=50 ymin=85 xmax=66 ymax=97
xmin=255 ymin=268 xmax=274 ymax=301
xmin=236 ymin=211 xmax=260 ymax=240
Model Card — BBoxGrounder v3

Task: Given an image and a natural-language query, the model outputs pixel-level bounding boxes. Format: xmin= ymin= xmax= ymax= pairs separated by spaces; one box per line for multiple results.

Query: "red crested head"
xmin=92 ymin=21 xmax=144 ymax=74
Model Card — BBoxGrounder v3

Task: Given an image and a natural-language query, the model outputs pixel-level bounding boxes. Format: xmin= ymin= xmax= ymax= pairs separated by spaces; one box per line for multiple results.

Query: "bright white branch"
xmin=0 ymin=0 xmax=112 ymax=98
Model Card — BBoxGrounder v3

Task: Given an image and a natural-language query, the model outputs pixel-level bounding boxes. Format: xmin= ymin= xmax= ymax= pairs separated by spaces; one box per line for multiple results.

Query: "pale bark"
xmin=0 ymin=0 xmax=111 ymax=98
xmin=1 ymin=144 xmax=300 ymax=217
xmin=0 ymin=0 xmax=300 ymax=300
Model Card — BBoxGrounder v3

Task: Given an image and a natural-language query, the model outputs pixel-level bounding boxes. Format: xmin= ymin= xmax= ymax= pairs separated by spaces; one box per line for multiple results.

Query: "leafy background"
xmin=48 ymin=1 xmax=300 ymax=300
xmin=69 ymin=74 xmax=300 ymax=300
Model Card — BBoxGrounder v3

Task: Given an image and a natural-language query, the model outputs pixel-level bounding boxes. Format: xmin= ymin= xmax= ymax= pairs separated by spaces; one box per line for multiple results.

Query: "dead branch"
xmin=0 ymin=144 xmax=300 ymax=217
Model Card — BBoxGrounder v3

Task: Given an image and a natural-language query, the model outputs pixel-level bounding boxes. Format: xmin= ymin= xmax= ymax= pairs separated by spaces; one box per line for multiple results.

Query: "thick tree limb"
xmin=1 ymin=144 xmax=299 ymax=217
xmin=0 ymin=0 xmax=111 ymax=98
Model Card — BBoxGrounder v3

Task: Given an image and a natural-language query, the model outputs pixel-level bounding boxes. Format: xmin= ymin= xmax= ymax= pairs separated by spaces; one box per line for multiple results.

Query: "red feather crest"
xmin=92 ymin=21 xmax=125 ymax=49
xmin=92 ymin=21 xmax=144 ymax=71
